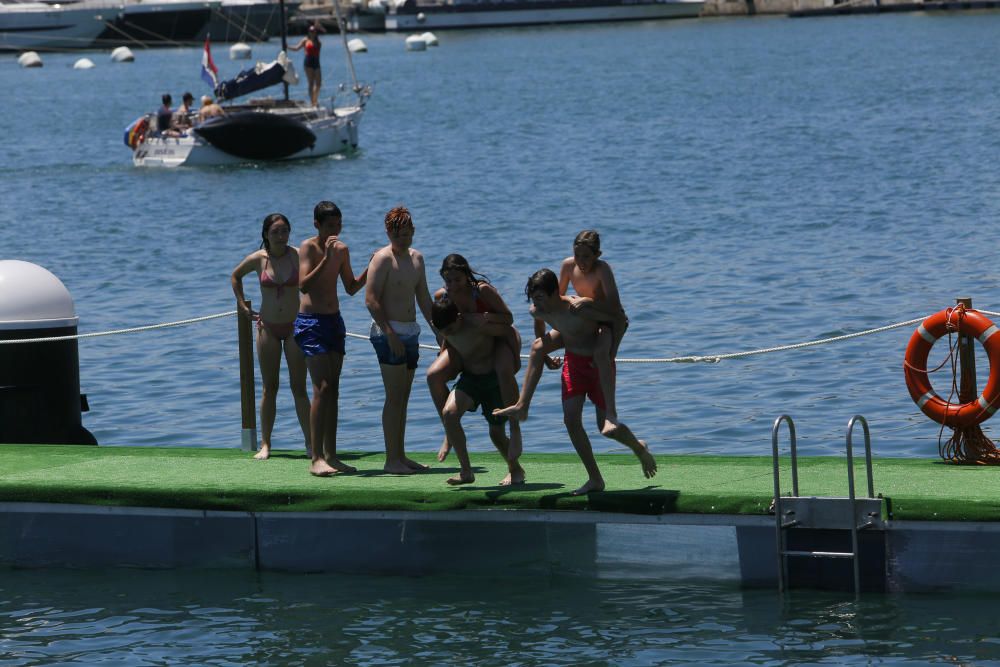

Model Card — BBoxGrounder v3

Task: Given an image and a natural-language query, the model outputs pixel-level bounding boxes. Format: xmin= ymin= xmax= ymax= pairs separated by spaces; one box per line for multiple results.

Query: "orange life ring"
xmin=904 ymin=307 xmax=1000 ymax=427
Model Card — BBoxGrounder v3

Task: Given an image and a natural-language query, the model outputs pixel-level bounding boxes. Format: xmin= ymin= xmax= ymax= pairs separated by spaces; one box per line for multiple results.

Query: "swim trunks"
xmin=293 ymin=312 xmax=346 ymax=357
xmin=454 ymin=370 xmax=506 ymax=426
xmin=369 ymin=320 xmax=420 ymax=369
xmin=561 ymin=351 xmax=607 ymax=410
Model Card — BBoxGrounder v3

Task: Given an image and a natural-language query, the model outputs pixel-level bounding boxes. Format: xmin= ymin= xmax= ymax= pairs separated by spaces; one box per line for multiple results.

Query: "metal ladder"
xmin=771 ymin=415 xmax=885 ymax=594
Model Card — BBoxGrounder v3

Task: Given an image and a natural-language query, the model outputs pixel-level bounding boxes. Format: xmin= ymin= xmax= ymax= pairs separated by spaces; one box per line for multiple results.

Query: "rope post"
xmin=956 ymin=297 xmax=977 ymax=403
xmin=237 ymin=300 xmax=257 ymax=452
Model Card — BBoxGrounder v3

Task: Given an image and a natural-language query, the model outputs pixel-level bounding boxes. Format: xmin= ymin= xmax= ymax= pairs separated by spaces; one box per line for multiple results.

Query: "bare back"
xmin=534 ymin=296 xmax=599 ymax=356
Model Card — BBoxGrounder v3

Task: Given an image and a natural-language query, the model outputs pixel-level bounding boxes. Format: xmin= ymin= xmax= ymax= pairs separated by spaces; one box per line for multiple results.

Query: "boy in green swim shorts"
xmin=431 ymin=294 xmax=526 ymax=486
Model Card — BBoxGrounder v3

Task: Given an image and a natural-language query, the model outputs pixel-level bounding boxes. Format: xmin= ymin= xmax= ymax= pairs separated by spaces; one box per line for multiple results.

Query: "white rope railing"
xmin=0 ymin=310 xmax=934 ymax=362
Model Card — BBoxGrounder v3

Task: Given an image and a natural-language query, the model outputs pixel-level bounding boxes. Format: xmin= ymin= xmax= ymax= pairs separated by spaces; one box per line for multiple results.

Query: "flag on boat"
xmin=201 ymin=36 xmax=218 ymax=90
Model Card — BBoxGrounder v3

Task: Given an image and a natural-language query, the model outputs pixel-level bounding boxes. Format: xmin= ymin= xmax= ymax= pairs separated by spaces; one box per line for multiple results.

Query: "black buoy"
xmin=0 ymin=260 xmax=96 ymax=445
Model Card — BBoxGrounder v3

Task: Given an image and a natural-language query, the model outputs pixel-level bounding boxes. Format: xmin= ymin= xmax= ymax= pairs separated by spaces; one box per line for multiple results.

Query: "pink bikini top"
xmin=260 ymin=254 xmax=298 ymax=299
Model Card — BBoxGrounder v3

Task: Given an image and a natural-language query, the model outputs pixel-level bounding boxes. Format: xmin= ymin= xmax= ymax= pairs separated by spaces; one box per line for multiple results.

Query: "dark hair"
xmin=162 ymin=93 xmax=172 ymax=105
xmin=260 ymin=213 xmax=290 ymax=251
xmin=439 ymin=253 xmax=489 ymax=288
xmin=524 ymin=268 xmax=558 ymax=301
xmin=314 ymin=200 xmax=341 ymax=224
xmin=182 ymin=91 xmax=194 ymax=103
xmin=385 ymin=206 xmax=412 ymax=234
xmin=431 ymin=294 xmax=460 ymax=331
xmin=573 ymin=230 xmax=601 ymax=256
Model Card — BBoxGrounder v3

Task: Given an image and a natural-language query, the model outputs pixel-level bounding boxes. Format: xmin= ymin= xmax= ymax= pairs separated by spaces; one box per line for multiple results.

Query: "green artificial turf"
xmin=1 ymin=444 xmax=999 ymax=521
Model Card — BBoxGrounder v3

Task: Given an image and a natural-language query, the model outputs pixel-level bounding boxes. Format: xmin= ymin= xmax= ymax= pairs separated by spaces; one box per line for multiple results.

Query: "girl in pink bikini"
xmin=231 ymin=213 xmax=311 ymax=460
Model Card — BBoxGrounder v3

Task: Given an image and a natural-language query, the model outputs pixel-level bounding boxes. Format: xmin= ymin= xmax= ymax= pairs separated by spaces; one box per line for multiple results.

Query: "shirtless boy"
xmin=494 ymin=268 xmax=655 ymax=495
xmin=295 ymin=201 xmax=367 ymax=477
xmin=365 ymin=206 xmax=438 ymax=474
xmin=431 ymin=294 xmax=526 ymax=487
xmin=524 ymin=230 xmax=628 ymax=436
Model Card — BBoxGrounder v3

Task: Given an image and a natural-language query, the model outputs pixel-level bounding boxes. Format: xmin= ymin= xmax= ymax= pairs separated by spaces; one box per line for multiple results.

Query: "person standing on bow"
xmin=290 ymin=23 xmax=323 ymax=107
xmin=231 ymin=213 xmax=312 ymax=461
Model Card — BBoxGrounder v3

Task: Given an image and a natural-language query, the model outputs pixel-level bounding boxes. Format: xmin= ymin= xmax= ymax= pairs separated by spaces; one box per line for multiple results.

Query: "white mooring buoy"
xmin=17 ymin=51 xmax=43 ymax=68
xmin=405 ymin=34 xmax=427 ymax=52
xmin=0 ymin=260 xmax=96 ymax=446
xmin=347 ymin=38 xmax=367 ymax=53
xmin=230 ymin=42 xmax=252 ymax=60
xmin=416 ymin=11 xmax=426 ymax=22
xmin=110 ymin=46 xmax=135 ymax=62
xmin=420 ymin=31 xmax=438 ymax=46
xmin=73 ymin=58 xmax=95 ymax=70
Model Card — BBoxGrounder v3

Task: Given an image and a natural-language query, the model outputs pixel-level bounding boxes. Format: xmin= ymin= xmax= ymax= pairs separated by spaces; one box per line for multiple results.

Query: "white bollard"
xmin=405 ymin=34 xmax=427 ymax=51
xmin=229 ymin=42 xmax=252 ymax=60
xmin=347 ymin=38 xmax=367 ymax=53
xmin=73 ymin=58 xmax=96 ymax=70
xmin=17 ymin=51 xmax=43 ymax=68
xmin=110 ymin=46 xmax=135 ymax=62
xmin=420 ymin=31 xmax=438 ymax=46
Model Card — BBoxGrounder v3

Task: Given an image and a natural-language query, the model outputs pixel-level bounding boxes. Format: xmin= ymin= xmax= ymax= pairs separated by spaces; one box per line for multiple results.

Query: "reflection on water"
xmin=1 ymin=570 xmax=998 ymax=665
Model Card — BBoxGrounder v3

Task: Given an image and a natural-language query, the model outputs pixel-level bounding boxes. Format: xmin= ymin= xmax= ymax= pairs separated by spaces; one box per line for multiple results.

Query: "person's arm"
xmin=413 ymin=252 xmax=440 ymax=345
xmin=365 ymin=251 xmax=404 ymax=356
xmin=337 ymin=243 xmax=367 ymax=296
xmin=230 ymin=252 xmax=260 ymax=318
xmin=558 ymin=257 xmax=573 ymax=296
xmin=475 ymin=284 xmax=514 ymax=326
xmin=298 ymin=238 xmax=330 ymax=294
xmin=288 ymin=37 xmax=307 ymax=51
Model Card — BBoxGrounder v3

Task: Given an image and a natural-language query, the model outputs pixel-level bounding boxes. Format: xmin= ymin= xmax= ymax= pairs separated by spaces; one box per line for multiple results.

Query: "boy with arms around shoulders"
xmin=295 ymin=201 xmax=367 ymax=477
xmin=431 ymin=294 xmax=526 ymax=487
xmin=494 ymin=269 xmax=656 ymax=495
xmin=365 ymin=205 xmax=439 ymax=474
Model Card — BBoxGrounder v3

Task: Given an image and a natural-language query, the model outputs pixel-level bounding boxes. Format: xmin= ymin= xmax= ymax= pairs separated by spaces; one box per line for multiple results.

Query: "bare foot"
xmin=493 ymin=402 xmax=528 ymax=422
xmin=404 ymin=457 xmax=430 ymax=471
xmin=310 ymin=460 xmax=338 ymax=477
xmin=437 ymin=437 xmax=451 ymax=462
xmin=327 ymin=457 xmax=357 ymax=473
xmin=446 ymin=472 xmax=475 ymax=485
xmin=600 ymin=414 xmax=621 ymax=438
xmin=384 ymin=461 xmax=418 ymax=475
xmin=571 ymin=479 xmax=606 ymax=496
xmin=253 ymin=444 xmax=271 ymax=461
xmin=631 ymin=440 xmax=657 ymax=479
xmin=499 ymin=468 xmax=525 ymax=486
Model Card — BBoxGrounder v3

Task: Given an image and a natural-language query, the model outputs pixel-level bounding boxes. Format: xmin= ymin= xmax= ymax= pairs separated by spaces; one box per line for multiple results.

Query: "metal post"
xmin=957 ymin=297 xmax=977 ymax=404
xmin=238 ymin=299 xmax=258 ymax=451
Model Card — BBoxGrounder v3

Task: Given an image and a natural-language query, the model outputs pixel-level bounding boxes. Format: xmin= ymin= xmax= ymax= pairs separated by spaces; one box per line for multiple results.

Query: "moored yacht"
xmin=195 ymin=0 xmax=301 ymax=43
xmin=1 ymin=0 xmax=118 ymax=50
xmin=95 ymin=0 xmax=218 ymax=46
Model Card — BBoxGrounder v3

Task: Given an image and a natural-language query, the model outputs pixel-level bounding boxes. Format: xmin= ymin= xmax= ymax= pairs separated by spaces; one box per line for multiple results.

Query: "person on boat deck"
xmin=430 ymin=294 xmax=526 ymax=487
xmin=170 ymin=92 xmax=195 ymax=133
xmin=230 ymin=213 xmax=312 ymax=461
xmin=155 ymin=93 xmax=173 ymax=134
xmin=198 ymin=95 xmax=224 ymax=123
xmin=295 ymin=201 xmax=368 ymax=477
xmin=493 ymin=269 xmax=656 ymax=496
xmin=289 ymin=23 xmax=323 ymax=107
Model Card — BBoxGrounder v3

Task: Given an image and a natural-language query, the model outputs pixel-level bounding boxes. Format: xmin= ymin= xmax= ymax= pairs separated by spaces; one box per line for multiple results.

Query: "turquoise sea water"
xmin=4 ymin=13 xmax=1000 ymax=663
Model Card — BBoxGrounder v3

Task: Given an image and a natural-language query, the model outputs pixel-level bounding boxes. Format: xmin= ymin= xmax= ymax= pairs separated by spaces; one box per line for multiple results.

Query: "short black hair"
xmin=314 ymin=200 xmax=341 ymax=223
xmin=162 ymin=93 xmax=172 ymax=105
xmin=431 ymin=294 xmax=460 ymax=331
xmin=524 ymin=268 xmax=558 ymax=301
xmin=182 ymin=91 xmax=194 ymax=102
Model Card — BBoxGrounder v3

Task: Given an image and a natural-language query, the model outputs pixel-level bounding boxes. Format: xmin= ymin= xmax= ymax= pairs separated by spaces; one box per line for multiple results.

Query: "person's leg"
xmin=380 ymin=362 xmax=416 ymax=474
xmin=442 ymin=389 xmax=475 ymax=485
xmin=427 ymin=347 xmax=461 ymax=462
xmin=304 ymin=353 xmax=338 ymax=476
xmin=488 ymin=422 xmax=525 ymax=486
xmin=255 ymin=325 xmax=282 ymax=460
xmin=313 ymin=67 xmax=322 ymax=106
xmin=284 ymin=336 xmax=312 ymax=457
xmin=493 ymin=339 xmax=523 ymax=461
xmin=319 ymin=351 xmax=355 ymax=472
xmin=563 ymin=395 xmax=604 ymax=495
xmin=493 ymin=331 xmax=562 ymax=421
xmin=593 ymin=326 xmax=619 ymax=436
xmin=594 ymin=407 xmax=656 ymax=479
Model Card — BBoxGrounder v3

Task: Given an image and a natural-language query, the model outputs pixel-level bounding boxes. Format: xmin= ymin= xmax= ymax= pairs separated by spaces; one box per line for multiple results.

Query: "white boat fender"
xmin=405 ymin=34 xmax=427 ymax=51
xmin=347 ymin=38 xmax=367 ymax=53
xmin=110 ymin=46 xmax=135 ymax=62
xmin=420 ymin=32 xmax=438 ymax=46
xmin=230 ymin=42 xmax=252 ymax=60
xmin=416 ymin=11 xmax=426 ymax=22
xmin=73 ymin=58 xmax=96 ymax=70
xmin=17 ymin=52 xmax=43 ymax=68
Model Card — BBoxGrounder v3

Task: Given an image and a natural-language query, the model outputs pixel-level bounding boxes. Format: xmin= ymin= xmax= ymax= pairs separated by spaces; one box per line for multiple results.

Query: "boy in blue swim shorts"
xmin=296 ymin=200 xmax=367 ymax=477
xmin=365 ymin=205 xmax=440 ymax=475
xmin=431 ymin=294 xmax=525 ymax=486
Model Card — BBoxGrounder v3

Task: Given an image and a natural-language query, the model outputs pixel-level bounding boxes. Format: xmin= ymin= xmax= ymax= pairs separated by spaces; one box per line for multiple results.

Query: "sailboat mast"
xmin=280 ymin=0 xmax=289 ymax=101
xmin=330 ymin=0 xmax=360 ymax=94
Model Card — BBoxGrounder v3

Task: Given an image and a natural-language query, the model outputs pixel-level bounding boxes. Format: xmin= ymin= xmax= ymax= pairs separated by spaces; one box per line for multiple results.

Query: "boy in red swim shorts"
xmin=494 ymin=268 xmax=656 ymax=496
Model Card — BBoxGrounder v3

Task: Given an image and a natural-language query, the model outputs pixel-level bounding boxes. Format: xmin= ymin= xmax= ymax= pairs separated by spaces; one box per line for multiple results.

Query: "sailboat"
xmin=125 ymin=0 xmax=370 ymax=168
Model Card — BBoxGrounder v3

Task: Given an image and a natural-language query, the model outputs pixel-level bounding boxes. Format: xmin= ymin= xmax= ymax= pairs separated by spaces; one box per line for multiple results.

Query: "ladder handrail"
xmin=846 ymin=414 xmax=875 ymax=499
xmin=771 ymin=414 xmax=797 ymax=593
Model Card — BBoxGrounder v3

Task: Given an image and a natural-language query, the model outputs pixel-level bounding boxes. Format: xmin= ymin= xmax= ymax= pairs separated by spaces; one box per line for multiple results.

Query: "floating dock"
xmin=1 ymin=444 xmax=999 ymax=592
